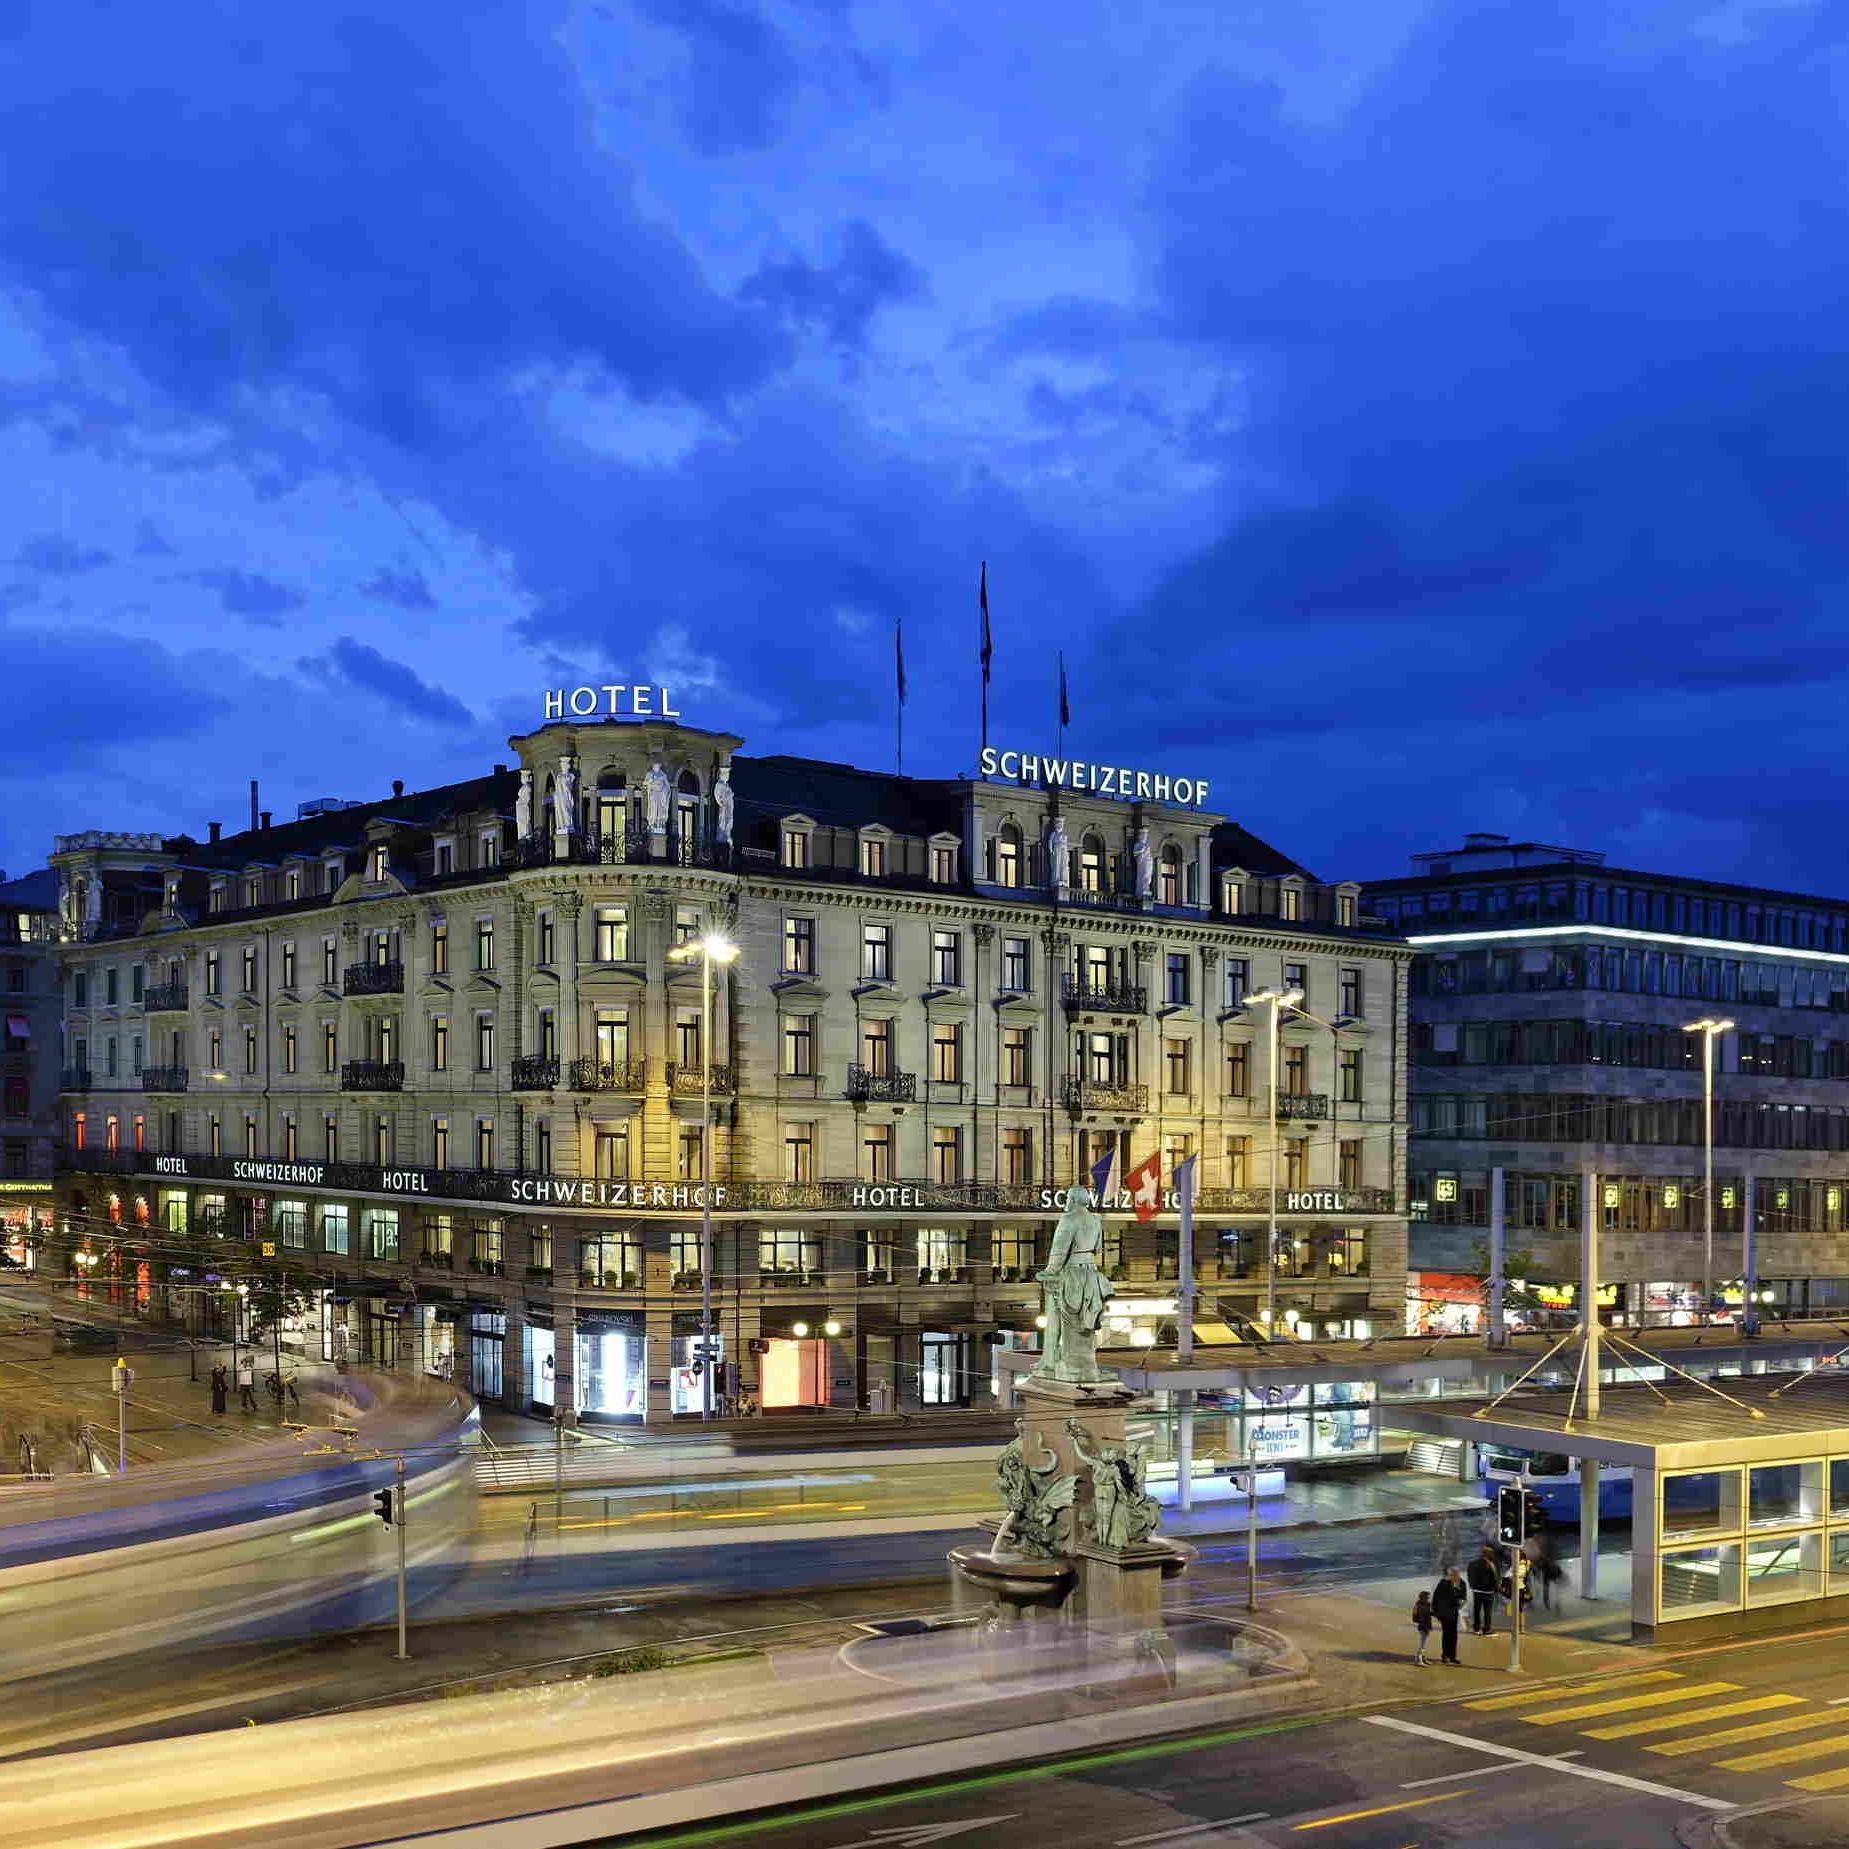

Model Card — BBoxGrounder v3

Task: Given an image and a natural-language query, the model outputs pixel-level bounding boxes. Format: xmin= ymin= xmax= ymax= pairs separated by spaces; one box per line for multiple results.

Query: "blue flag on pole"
xmin=1090 ymin=1145 xmax=1116 ymax=1203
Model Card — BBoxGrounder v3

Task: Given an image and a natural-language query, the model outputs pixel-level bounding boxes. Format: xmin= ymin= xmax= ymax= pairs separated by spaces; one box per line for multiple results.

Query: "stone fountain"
xmin=948 ymin=1184 xmax=1196 ymax=1685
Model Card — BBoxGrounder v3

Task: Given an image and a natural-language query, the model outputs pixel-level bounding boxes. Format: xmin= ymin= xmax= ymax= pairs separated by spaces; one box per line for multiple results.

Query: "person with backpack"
xmin=1411 ymin=1589 xmax=1434 ymax=1665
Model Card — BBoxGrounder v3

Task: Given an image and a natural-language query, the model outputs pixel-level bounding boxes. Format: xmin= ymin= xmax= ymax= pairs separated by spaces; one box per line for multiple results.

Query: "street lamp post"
xmin=1244 ymin=987 xmax=1304 ymax=1334
xmin=1682 ymin=1018 xmax=1734 ymax=1328
xmin=668 ymin=932 xmax=739 ymax=1420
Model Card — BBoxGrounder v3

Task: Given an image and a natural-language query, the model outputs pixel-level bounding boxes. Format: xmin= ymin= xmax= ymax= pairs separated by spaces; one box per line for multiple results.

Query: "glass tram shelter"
xmin=1384 ymin=1367 xmax=1849 ymax=1642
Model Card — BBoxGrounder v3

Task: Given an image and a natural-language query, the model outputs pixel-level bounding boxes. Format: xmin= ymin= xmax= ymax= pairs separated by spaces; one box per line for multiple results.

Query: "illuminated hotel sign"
xmin=543 ymin=685 xmax=682 ymax=720
xmin=978 ymin=746 xmax=1208 ymax=807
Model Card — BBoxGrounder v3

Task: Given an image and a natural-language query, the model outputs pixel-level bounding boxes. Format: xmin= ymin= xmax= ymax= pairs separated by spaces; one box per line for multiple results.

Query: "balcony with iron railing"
xmin=141 ymin=1065 xmax=189 ymax=1092
xmin=60 ymin=1068 xmax=92 ymax=1092
xmin=511 ymin=1054 xmax=560 ymax=1091
xmin=667 ymin=1062 xmax=734 ymax=1097
xmin=340 ymin=1060 xmax=405 ymax=1092
xmin=1276 ymin=1091 xmax=1330 ymax=1121
xmin=1062 ymin=1076 xmax=1149 ymax=1114
xmin=568 ymin=1057 xmax=648 ymax=1092
xmin=343 ymin=960 xmax=403 ymax=997
xmin=845 ymin=1064 xmax=917 ymax=1104
xmin=1061 ymin=975 xmax=1147 ymax=1014
xmin=142 ymin=982 xmax=189 ymax=1013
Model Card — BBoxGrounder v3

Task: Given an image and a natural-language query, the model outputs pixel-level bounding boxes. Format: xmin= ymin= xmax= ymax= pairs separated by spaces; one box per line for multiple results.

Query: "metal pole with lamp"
xmin=1682 ymin=1018 xmax=1733 ymax=1328
xmin=667 ymin=933 xmax=739 ymax=1420
xmin=1244 ymin=987 xmax=1303 ymax=1336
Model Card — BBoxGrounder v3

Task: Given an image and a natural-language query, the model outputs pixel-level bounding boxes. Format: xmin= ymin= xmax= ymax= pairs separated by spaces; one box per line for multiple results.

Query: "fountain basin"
xmin=947 ymin=1545 xmax=1074 ymax=1609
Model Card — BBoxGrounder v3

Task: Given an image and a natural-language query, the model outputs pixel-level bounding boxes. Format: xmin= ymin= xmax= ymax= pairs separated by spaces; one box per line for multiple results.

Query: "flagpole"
xmin=1057 ymin=650 xmax=1066 ymax=760
xmin=896 ymin=617 xmax=905 ymax=775
xmin=979 ymin=561 xmax=990 ymax=760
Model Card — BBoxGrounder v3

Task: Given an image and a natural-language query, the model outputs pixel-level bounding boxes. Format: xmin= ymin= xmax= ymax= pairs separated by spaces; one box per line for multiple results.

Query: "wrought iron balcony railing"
xmin=340 ymin=1060 xmax=405 ymax=1092
xmin=567 ymin=1057 xmax=647 ymax=1092
xmin=668 ymin=1061 xmax=735 ymax=1097
xmin=511 ymin=1054 xmax=560 ymax=1091
xmin=343 ymin=960 xmax=403 ymax=996
xmin=1061 ymin=976 xmax=1147 ymax=1013
xmin=846 ymin=1064 xmax=917 ymax=1103
xmin=141 ymin=1065 xmax=189 ymax=1092
xmin=1276 ymin=1091 xmax=1329 ymax=1121
xmin=143 ymin=982 xmax=189 ymax=1013
xmin=60 ymin=1068 xmax=92 ymax=1092
xmin=1062 ymin=1076 xmax=1150 ymax=1114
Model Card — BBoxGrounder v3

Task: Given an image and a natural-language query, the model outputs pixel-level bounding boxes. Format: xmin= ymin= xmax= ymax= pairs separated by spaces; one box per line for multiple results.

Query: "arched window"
xmin=595 ymin=770 xmax=625 ymax=843
xmin=541 ymin=774 xmax=557 ymax=834
xmin=1159 ymin=844 xmax=1183 ymax=906
xmin=1079 ymin=833 xmax=1105 ymax=894
xmin=675 ymin=768 xmax=702 ymax=854
xmin=996 ymin=823 xmax=1023 ymax=888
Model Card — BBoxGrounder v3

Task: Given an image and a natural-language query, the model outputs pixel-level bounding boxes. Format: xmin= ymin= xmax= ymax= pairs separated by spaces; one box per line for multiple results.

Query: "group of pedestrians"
xmin=206 ymin=1354 xmax=298 ymax=1417
xmin=1412 ymin=1536 xmax=1564 ymax=1666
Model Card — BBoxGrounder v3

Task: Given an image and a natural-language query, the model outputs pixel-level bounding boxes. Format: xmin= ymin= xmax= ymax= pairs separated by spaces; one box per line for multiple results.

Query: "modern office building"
xmin=52 ymin=697 xmax=1412 ymax=1423
xmin=0 ymin=868 xmax=60 ymax=1258
xmin=1366 ymin=833 xmax=1849 ymax=1332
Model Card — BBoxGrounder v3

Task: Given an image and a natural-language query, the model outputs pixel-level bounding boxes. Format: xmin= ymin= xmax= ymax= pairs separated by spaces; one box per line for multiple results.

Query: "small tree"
xmin=238 ymin=1261 xmax=317 ymax=1343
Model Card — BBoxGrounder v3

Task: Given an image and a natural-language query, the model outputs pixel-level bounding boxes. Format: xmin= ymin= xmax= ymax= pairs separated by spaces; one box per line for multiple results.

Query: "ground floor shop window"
xmin=672 ymin=1332 xmax=723 ymax=1413
xmin=578 ymin=1326 xmax=646 ymax=1416
xmin=760 ymin=1337 xmax=826 ymax=1408
xmin=530 ymin=1325 xmax=555 ymax=1409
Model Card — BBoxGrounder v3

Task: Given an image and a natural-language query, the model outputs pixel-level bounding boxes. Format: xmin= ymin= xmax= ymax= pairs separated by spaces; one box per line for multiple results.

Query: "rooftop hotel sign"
xmin=544 ymin=686 xmax=682 ymax=720
xmin=978 ymin=745 xmax=1208 ymax=807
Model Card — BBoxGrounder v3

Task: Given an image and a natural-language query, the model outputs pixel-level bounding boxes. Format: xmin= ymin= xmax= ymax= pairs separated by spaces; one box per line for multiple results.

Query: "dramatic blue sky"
xmin=3 ymin=0 xmax=1845 ymax=892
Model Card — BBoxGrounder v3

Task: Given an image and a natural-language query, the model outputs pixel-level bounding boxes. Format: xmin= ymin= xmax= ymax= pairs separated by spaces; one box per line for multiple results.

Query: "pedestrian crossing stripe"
xmin=1585 ymin=1695 xmax=1805 ymax=1741
xmin=1786 ymin=1761 xmax=1849 ymax=1793
xmin=1519 ymin=1682 xmax=1742 ymax=1726
xmin=1465 ymin=1672 xmax=1681 ymax=1713
xmin=1716 ymin=1732 xmax=1849 ymax=1773
xmin=1644 ymin=1709 xmax=1841 ymax=1757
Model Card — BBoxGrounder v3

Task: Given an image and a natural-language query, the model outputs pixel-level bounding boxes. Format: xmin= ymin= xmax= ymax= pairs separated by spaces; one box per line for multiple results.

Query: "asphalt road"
xmin=608 ymin=1623 xmax=1849 ymax=1849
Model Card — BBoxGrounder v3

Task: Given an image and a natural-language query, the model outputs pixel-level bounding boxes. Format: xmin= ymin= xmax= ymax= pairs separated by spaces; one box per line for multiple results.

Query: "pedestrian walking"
xmin=1411 ymin=1589 xmax=1434 ymax=1666
xmin=209 ymin=1364 xmax=228 ymax=1416
xmin=1431 ymin=1568 xmax=1466 ymax=1665
xmin=1467 ymin=1545 xmax=1500 ymax=1635
xmin=1525 ymin=1531 xmax=1563 ymax=1610
xmin=520 ymin=1501 xmax=539 ymax=1574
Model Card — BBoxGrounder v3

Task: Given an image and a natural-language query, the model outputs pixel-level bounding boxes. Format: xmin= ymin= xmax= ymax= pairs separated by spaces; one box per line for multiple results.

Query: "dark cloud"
xmin=16 ymin=534 xmax=111 ymax=573
xmin=739 ymin=220 xmax=927 ymax=350
xmin=189 ymin=569 xmax=305 ymax=624
xmin=299 ymin=637 xmax=473 ymax=727
xmin=361 ymin=568 xmax=437 ymax=612
xmin=630 ymin=0 xmax=803 ymax=155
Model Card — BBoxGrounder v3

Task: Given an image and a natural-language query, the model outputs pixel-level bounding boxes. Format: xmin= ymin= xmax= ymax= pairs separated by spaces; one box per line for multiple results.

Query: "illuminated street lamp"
xmin=1682 ymin=1018 xmax=1734 ymax=1326
xmin=1243 ymin=988 xmax=1303 ymax=1335
xmin=667 ymin=932 xmax=739 ymax=1419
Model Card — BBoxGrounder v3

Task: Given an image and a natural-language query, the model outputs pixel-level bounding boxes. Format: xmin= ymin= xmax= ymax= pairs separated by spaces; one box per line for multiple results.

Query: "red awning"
xmin=1411 ymin=1271 xmax=1485 ymax=1304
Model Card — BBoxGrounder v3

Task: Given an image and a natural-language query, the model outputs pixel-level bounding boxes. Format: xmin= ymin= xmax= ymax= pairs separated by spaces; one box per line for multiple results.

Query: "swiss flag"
xmin=1125 ymin=1150 xmax=1162 ymax=1223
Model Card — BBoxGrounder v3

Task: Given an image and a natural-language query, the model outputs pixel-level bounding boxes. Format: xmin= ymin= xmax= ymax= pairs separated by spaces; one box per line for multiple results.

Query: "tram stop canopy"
xmin=1386 ymin=1367 xmax=1849 ymax=1641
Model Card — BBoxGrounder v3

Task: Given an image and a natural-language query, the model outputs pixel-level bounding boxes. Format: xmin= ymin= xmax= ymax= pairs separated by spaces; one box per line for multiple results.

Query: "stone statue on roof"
xmin=1046 ymin=814 xmax=1069 ymax=893
xmin=643 ymin=760 xmax=672 ymax=834
xmin=515 ymin=768 xmax=534 ymax=841
xmin=713 ymin=764 xmax=735 ymax=844
xmin=556 ymin=757 xmax=578 ymax=834
xmin=1132 ymin=827 xmax=1154 ymax=899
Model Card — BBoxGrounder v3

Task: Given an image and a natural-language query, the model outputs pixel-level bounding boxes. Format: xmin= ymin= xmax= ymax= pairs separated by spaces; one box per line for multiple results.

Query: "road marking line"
xmin=1584 ymin=1695 xmax=1805 ymax=1740
xmin=1645 ymin=1712 xmax=1841 ymax=1757
xmin=1827 ymin=1697 xmax=1849 ymax=1706
xmin=1289 ymin=1791 xmax=1464 ymax=1831
xmin=1466 ymin=1671 xmax=1681 ymax=1711
xmin=1363 ymin=1714 xmax=1734 ymax=1812
xmin=1787 ymin=1762 xmax=1849 ymax=1792
xmin=1115 ymin=1814 xmax=1269 ymax=1844
xmin=1401 ymin=1750 xmax=1583 ymax=1788
xmin=1717 ymin=1733 xmax=1849 ymax=1772
xmin=1519 ymin=1681 xmax=1741 ymax=1725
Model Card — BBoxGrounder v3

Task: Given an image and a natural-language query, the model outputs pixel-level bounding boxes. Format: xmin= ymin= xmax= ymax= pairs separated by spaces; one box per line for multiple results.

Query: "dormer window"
xmin=209 ymin=880 xmax=227 ymax=915
xmin=1282 ymin=884 xmax=1302 ymax=922
xmin=860 ymin=836 xmax=887 ymax=877
xmin=995 ymin=824 xmax=1023 ymax=888
xmin=434 ymin=838 xmax=454 ymax=876
xmin=1158 ymin=844 xmax=1183 ymax=906
xmin=931 ymin=844 xmax=958 ymax=884
xmin=1338 ymin=893 xmax=1357 ymax=927
xmin=243 ymin=878 xmax=259 ymax=909
xmin=479 ymin=829 xmax=500 ymax=868
xmin=323 ymin=859 xmax=342 ymax=894
xmin=369 ymin=845 xmax=389 ymax=883
xmin=1223 ymin=877 xmax=1243 ymax=915
xmin=285 ymin=867 xmax=301 ymax=902
xmin=782 ymin=826 xmax=811 ymax=869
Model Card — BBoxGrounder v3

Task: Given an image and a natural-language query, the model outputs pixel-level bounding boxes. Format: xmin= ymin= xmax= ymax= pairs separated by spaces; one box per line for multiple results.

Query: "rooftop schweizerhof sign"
xmin=979 ymin=745 xmax=1209 ymax=807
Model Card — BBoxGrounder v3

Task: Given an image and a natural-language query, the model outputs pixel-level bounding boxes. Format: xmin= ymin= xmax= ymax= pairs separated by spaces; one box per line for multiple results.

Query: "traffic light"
xmin=1496 ymin=1483 xmax=1524 ymax=1545
xmin=1524 ymin=1489 xmax=1546 ymax=1540
xmin=373 ymin=1487 xmax=395 ymax=1527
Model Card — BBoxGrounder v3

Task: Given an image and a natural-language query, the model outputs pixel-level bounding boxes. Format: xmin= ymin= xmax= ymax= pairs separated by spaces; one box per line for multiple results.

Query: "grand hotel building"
xmin=52 ymin=707 xmax=1412 ymax=1422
